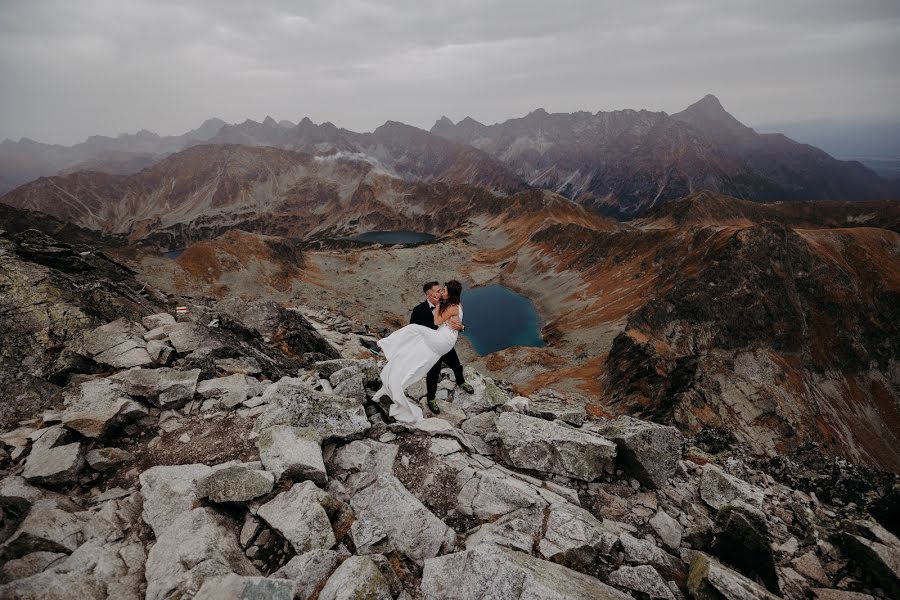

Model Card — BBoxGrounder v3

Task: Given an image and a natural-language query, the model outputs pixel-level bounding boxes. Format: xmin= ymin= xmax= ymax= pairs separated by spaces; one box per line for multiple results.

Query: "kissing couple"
xmin=373 ymin=280 xmax=474 ymax=423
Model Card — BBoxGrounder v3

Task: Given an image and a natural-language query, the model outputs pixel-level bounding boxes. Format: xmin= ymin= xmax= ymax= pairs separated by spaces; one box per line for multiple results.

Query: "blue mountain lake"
xmin=345 ymin=231 xmax=435 ymax=245
xmin=461 ymin=285 xmax=545 ymax=355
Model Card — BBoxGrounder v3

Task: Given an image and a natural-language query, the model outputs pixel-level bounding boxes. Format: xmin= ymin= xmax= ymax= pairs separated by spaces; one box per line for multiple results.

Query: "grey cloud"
xmin=0 ymin=0 xmax=898 ymax=144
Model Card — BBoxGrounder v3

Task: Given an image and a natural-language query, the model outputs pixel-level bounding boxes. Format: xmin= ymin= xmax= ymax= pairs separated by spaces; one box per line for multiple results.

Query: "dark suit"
xmin=410 ymin=301 xmax=465 ymax=400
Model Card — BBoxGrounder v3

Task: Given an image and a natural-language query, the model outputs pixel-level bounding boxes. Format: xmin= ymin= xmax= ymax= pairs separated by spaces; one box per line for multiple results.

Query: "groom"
xmin=411 ymin=281 xmax=474 ymax=414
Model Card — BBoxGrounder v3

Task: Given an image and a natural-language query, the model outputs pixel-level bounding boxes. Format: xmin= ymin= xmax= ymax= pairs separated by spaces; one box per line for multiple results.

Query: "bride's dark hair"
xmin=438 ymin=280 xmax=462 ymax=315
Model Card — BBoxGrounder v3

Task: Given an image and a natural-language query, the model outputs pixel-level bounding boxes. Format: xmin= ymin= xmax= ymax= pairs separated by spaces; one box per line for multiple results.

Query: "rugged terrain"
xmin=0 ymin=143 xmax=535 ymax=249
xmin=1 ymin=224 xmax=899 ymax=599
xmin=118 ymin=192 xmax=900 ymax=478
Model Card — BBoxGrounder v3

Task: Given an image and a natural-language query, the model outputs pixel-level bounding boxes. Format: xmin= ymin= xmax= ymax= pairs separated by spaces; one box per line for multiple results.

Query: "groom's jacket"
xmin=410 ymin=301 xmax=438 ymax=330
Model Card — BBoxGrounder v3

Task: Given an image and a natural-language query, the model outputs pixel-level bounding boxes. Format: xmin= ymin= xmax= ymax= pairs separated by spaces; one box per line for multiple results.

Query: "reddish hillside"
xmin=0 ymin=144 xmax=527 ymax=247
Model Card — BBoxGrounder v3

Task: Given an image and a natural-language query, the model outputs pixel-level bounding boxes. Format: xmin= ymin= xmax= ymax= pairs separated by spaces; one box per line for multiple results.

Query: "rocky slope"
xmin=636 ymin=191 xmax=900 ymax=233
xmin=506 ymin=194 xmax=900 ymax=473
xmin=121 ymin=189 xmax=900 ymax=479
xmin=430 ymin=95 xmax=891 ymax=217
xmin=0 ymin=217 xmax=335 ymax=431
xmin=1 ymin=276 xmax=898 ymax=598
xmin=0 ymin=142 xmax=541 ymax=248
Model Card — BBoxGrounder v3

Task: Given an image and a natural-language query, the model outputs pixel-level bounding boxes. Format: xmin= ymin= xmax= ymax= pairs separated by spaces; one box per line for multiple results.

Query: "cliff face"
xmin=601 ymin=221 xmax=900 ymax=472
xmin=0 ymin=224 xmax=166 ymax=428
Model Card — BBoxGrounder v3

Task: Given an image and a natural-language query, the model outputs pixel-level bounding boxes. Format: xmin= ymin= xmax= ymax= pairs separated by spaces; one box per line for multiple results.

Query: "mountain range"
xmin=1 ymin=95 xmax=894 ymax=220
xmin=432 ymin=95 xmax=892 ymax=216
xmin=0 ymin=143 xmax=553 ymax=248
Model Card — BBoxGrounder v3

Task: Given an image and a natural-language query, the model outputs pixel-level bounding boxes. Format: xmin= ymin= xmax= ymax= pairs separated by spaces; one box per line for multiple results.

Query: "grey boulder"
xmin=421 ymin=544 xmax=630 ymax=600
xmin=197 ymin=374 xmax=264 ymax=409
xmin=81 ymin=318 xmax=153 ymax=368
xmin=699 ymin=464 xmax=763 ymax=510
xmin=271 ymin=549 xmax=340 ymax=600
xmin=142 ymin=313 xmax=175 ymax=330
xmin=841 ymin=519 xmax=900 ymax=597
xmin=687 ymin=553 xmax=780 ymax=600
xmin=144 ymin=507 xmax=258 ymax=600
xmin=495 ymin=412 xmax=616 ymax=481
xmin=61 ymin=379 xmax=147 ymax=438
xmin=85 ymin=447 xmax=134 ymax=472
xmin=257 ymin=425 xmax=327 ymax=485
xmin=257 ymin=481 xmax=337 ymax=553
xmin=139 ymin=463 xmax=213 ymax=536
xmin=585 ymin=416 xmax=684 ymax=488
xmin=608 ymin=565 xmax=675 ymax=600
xmin=21 ymin=442 xmax=84 ymax=487
xmin=110 ymin=366 xmax=200 ymax=409
xmin=255 ymin=377 xmax=370 ymax=442
xmin=194 ymin=574 xmax=295 ymax=600
xmin=0 ymin=504 xmax=83 ymax=559
xmin=350 ymin=475 xmax=456 ymax=564
xmin=318 ymin=555 xmax=394 ymax=600
xmin=196 ymin=464 xmax=275 ymax=503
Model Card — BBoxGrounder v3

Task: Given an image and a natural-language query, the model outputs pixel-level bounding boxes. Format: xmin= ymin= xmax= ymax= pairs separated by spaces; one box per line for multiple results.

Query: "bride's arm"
xmin=433 ymin=305 xmax=459 ymax=326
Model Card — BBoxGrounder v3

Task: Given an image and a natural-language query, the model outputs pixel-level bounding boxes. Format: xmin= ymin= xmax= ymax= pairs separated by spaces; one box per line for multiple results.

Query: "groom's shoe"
xmin=426 ymin=397 xmax=441 ymax=414
xmin=458 ymin=381 xmax=474 ymax=394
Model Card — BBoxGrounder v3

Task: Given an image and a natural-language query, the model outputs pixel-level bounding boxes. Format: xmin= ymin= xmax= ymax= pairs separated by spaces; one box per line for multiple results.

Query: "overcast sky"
xmin=1 ymin=0 xmax=899 ymax=145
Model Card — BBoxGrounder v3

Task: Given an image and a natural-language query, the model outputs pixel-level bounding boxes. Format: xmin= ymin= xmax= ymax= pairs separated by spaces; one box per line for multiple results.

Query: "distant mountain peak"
xmin=262 ymin=116 xmax=278 ymax=127
xmin=672 ymin=94 xmax=756 ymax=140
xmin=430 ymin=115 xmax=457 ymax=136
xmin=459 ymin=116 xmax=485 ymax=126
xmin=527 ymin=108 xmax=549 ymax=118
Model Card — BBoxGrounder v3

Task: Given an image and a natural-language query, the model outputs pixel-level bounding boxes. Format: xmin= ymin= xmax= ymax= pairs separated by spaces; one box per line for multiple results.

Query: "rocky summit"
xmin=2 ymin=231 xmax=899 ymax=599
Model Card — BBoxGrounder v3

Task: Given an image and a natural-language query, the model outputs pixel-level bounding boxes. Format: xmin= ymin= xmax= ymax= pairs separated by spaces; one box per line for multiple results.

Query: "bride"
xmin=374 ymin=280 xmax=463 ymax=423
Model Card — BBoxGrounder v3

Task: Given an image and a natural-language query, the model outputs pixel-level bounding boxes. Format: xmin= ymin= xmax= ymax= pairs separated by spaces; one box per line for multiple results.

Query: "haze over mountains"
xmin=755 ymin=117 xmax=900 ymax=179
xmin=1 ymin=95 xmax=894 ymax=222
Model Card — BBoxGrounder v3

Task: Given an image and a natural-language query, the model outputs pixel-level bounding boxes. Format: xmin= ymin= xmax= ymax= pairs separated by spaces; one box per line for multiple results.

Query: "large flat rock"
xmin=318 ymin=555 xmax=394 ymax=600
xmin=350 ymin=475 xmax=456 ymax=564
xmin=255 ymin=377 xmax=370 ymax=442
xmin=495 ymin=412 xmax=616 ymax=481
xmin=61 ymin=379 xmax=147 ymax=438
xmin=688 ymin=553 xmax=780 ymax=600
xmin=422 ymin=544 xmax=631 ymax=600
xmin=110 ymin=367 xmax=200 ymax=409
xmin=584 ymin=416 xmax=684 ymax=489
xmin=257 ymin=425 xmax=327 ymax=485
xmin=194 ymin=574 xmax=295 ymax=600
xmin=21 ymin=442 xmax=84 ymax=487
xmin=139 ymin=463 xmax=214 ymax=537
xmin=699 ymin=464 xmax=763 ymax=510
xmin=81 ymin=318 xmax=153 ymax=368
xmin=257 ymin=481 xmax=336 ymax=554
xmin=145 ymin=507 xmax=257 ymax=600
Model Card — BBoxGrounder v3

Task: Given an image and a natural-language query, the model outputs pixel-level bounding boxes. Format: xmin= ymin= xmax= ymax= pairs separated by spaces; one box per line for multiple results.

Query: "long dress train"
xmin=373 ymin=306 xmax=462 ymax=423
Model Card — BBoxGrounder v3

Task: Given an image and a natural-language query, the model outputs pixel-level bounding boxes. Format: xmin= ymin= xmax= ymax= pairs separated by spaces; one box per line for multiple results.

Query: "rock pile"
xmin=1 ymin=308 xmax=898 ymax=600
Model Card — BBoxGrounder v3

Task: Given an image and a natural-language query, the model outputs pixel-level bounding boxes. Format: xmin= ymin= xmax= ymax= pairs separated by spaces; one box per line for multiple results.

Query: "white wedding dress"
xmin=373 ymin=305 xmax=462 ymax=423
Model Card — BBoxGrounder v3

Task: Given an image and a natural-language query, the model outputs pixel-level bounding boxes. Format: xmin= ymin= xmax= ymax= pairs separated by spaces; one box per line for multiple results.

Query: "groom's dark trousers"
xmin=410 ymin=301 xmax=465 ymax=400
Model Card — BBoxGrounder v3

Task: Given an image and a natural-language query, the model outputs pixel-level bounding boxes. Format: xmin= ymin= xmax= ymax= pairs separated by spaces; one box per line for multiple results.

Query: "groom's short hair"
xmin=423 ymin=281 xmax=440 ymax=294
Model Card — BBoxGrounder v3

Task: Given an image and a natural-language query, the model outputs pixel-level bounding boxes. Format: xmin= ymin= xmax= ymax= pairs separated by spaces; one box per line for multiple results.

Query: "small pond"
xmin=344 ymin=231 xmax=435 ymax=245
xmin=162 ymin=249 xmax=185 ymax=259
xmin=460 ymin=285 xmax=545 ymax=355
